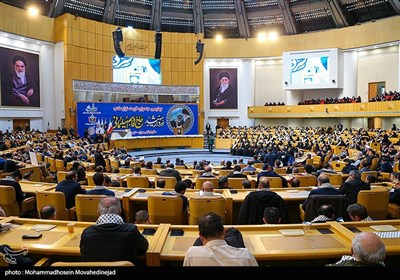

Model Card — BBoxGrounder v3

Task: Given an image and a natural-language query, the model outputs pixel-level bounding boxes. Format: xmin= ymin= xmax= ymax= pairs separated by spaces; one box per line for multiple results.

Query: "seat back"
xmin=370 ymin=158 xmax=380 ymax=171
xmin=147 ymin=194 xmax=184 ymax=224
xmin=360 ymin=171 xmax=378 ymax=182
xmin=47 ymin=157 xmax=57 ymax=173
xmin=156 ymin=176 xmax=178 ymax=189
xmin=388 ymin=203 xmax=400 ymax=219
xmin=86 ymin=174 xmax=95 ymax=186
xmin=192 ymin=169 xmax=205 ymax=177
xmin=57 ymin=171 xmax=68 ymax=184
xmin=195 ymin=177 xmax=218 ymax=190
xmin=295 ymin=175 xmax=317 ymax=187
xmin=51 ymin=261 xmax=134 ymax=266
xmin=188 ymin=196 xmax=226 ymax=225
xmin=357 ymin=189 xmax=389 ymax=220
xmin=227 ymin=178 xmax=247 ymax=189
xmin=253 ymin=163 xmax=263 ymax=169
xmin=273 ymin=167 xmax=287 ymax=175
xmin=218 ymin=170 xmax=231 ymax=176
xmin=75 ymin=194 xmax=106 ymax=222
xmin=0 ymin=185 xmax=21 ymax=216
xmin=141 ymin=169 xmax=158 ymax=175
xmin=262 ymin=177 xmax=283 ymax=188
xmin=36 ymin=191 xmax=69 ymax=220
xmin=304 ymin=194 xmax=348 ymax=222
xmin=322 ymin=173 xmax=343 ymax=186
xmin=119 ymin=167 xmax=134 ymax=174
xmin=55 ymin=159 xmax=65 ymax=172
xmin=126 ymin=176 xmax=150 ymax=188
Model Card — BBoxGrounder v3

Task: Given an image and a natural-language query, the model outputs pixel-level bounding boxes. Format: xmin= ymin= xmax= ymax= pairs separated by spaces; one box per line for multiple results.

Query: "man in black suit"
xmin=238 ymin=177 xmax=289 ymax=224
xmin=94 ymin=147 xmax=106 ymax=169
xmin=0 ymin=171 xmax=26 ymax=205
xmin=55 ymin=170 xmax=86 ymax=209
xmin=3 ymin=153 xmax=24 ymax=173
xmin=159 ymin=163 xmax=182 ymax=182
xmin=80 ymin=197 xmax=148 ymax=265
xmin=302 ymin=174 xmax=341 ymax=211
xmin=339 ymin=170 xmax=370 ymax=205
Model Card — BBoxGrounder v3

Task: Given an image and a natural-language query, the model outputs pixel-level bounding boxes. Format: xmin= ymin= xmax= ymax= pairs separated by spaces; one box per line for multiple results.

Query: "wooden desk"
xmin=154 ymin=223 xmax=352 ymax=266
xmin=20 ymin=181 xmax=57 ymax=194
xmin=111 ymin=135 xmax=204 ymax=151
xmin=0 ymin=216 xmax=163 ymax=266
xmin=335 ymin=220 xmax=400 ymax=256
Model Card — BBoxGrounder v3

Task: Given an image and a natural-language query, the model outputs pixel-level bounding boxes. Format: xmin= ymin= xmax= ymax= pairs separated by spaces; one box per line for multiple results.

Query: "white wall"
xmin=357 ymin=46 xmax=399 ymax=99
xmin=255 ymin=59 xmax=285 ymax=106
xmin=0 ymin=33 xmax=56 ymax=131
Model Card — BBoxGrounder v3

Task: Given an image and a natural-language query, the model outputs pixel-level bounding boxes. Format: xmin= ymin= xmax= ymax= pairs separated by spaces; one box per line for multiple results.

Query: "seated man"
xmin=40 ymin=205 xmax=56 ymax=220
xmin=86 ymin=172 xmax=115 ymax=196
xmin=310 ymin=204 xmax=336 ymax=223
xmin=135 ymin=210 xmax=151 ymax=224
xmin=347 ymin=203 xmax=373 ymax=221
xmin=0 ymin=171 xmax=26 ymax=205
xmin=238 ymin=177 xmax=289 ymax=224
xmin=263 ymin=207 xmax=281 ymax=224
xmin=80 ymin=197 xmax=149 ymax=265
xmin=326 ymin=232 xmax=385 ymax=266
xmin=183 ymin=212 xmax=258 ymax=266
xmin=55 ymin=170 xmax=86 ymax=209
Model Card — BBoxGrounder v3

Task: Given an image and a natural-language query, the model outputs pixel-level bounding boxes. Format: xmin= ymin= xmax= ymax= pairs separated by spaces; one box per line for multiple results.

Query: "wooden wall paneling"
xmin=80 ymin=47 xmax=88 ymax=64
xmin=87 ymin=65 xmax=96 ymax=81
xmin=95 ymin=50 xmax=103 ymax=66
xmin=171 ymin=72 xmax=179 ymax=84
xmin=80 ymin=64 xmax=88 ymax=80
xmin=95 ymin=34 xmax=103 ymax=50
xmin=95 ymin=66 xmax=103 ymax=81
xmin=162 ymin=71 xmax=171 ymax=85
xmin=103 ymin=66 xmax=112 ymax=82
xmin=171 ymin=43 xmax=179 ymax=58
xmin=178 ymin=43 xmax=186 ymax=58
xmin=87 ymin=49 xmax=96 ymax=66
xmin=87 ymin=32 xmax=95 ymax=49
xmin=164 ymin=43 xmax=172 ymax=57
xmin=163 ymin=57 xmax=172 ymax=72
xmin=71 ymin=45 xmax=80 ymax=63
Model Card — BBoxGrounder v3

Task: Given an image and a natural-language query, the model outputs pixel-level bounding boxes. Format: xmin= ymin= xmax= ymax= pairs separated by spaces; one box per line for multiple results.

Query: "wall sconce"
xmin=69 ymin=107 xmax=75 ymax=115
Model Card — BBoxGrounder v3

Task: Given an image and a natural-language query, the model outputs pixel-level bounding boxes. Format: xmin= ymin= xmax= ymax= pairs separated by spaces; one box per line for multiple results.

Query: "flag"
xmin=107 ymin=119 xmax=114 ymax=134
xmin=95 ymin=119 xmax=101 ymax=134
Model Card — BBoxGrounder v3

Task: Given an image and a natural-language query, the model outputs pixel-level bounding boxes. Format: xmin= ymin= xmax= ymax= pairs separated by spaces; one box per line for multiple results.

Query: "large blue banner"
xmin=76 ymin=102 xmax=198 ymax=138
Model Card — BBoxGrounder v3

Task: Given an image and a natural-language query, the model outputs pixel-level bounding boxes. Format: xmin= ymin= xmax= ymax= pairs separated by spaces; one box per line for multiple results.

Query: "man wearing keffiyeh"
xmin=80 ymin=197 xmax=149 ymax=265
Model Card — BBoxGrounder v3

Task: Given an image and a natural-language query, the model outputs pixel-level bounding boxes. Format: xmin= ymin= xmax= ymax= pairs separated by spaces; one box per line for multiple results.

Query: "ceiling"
xmin=2 ymin=0 xmax=400 ymax=39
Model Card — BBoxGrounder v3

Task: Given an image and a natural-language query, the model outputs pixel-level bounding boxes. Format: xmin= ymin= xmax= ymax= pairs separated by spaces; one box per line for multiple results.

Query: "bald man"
xmin=327 ymin=232 xmax=386 ymax=266
xmin=200 ymin=181 xmax=215 ymax=196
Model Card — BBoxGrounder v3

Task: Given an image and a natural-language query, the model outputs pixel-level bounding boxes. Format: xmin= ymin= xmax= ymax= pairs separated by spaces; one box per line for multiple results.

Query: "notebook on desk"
xmin=279 ymin=229 xmax=305 ymax=236
xmin=31 ymin=224 xmax=57 ymax=231
xmin=370 ymin=225 xmax=397 ymax=232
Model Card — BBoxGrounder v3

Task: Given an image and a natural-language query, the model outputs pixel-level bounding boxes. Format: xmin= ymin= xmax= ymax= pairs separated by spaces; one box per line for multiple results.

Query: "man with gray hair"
xmin=339 ymin=169 xmax=370 ymax=205
xmin=80 ymin=197 xmax=149 ymax=265
xmin=327 ymin=232 xmax=386 ymax=266
xmin=302 ymin=173 xmax=341 ymax=211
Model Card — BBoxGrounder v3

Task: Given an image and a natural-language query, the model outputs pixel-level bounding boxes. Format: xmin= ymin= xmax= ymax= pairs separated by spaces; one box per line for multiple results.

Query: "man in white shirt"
xmin=183 ymin=212 xmax=258 ymax=266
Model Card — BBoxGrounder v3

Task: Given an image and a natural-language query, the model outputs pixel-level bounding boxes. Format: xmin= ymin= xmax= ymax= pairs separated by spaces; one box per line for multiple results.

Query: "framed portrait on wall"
xmin=0 ymin=47 xmax=40 ymax=107
xmin=210 ymin=68 xmax=237 ymax=110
